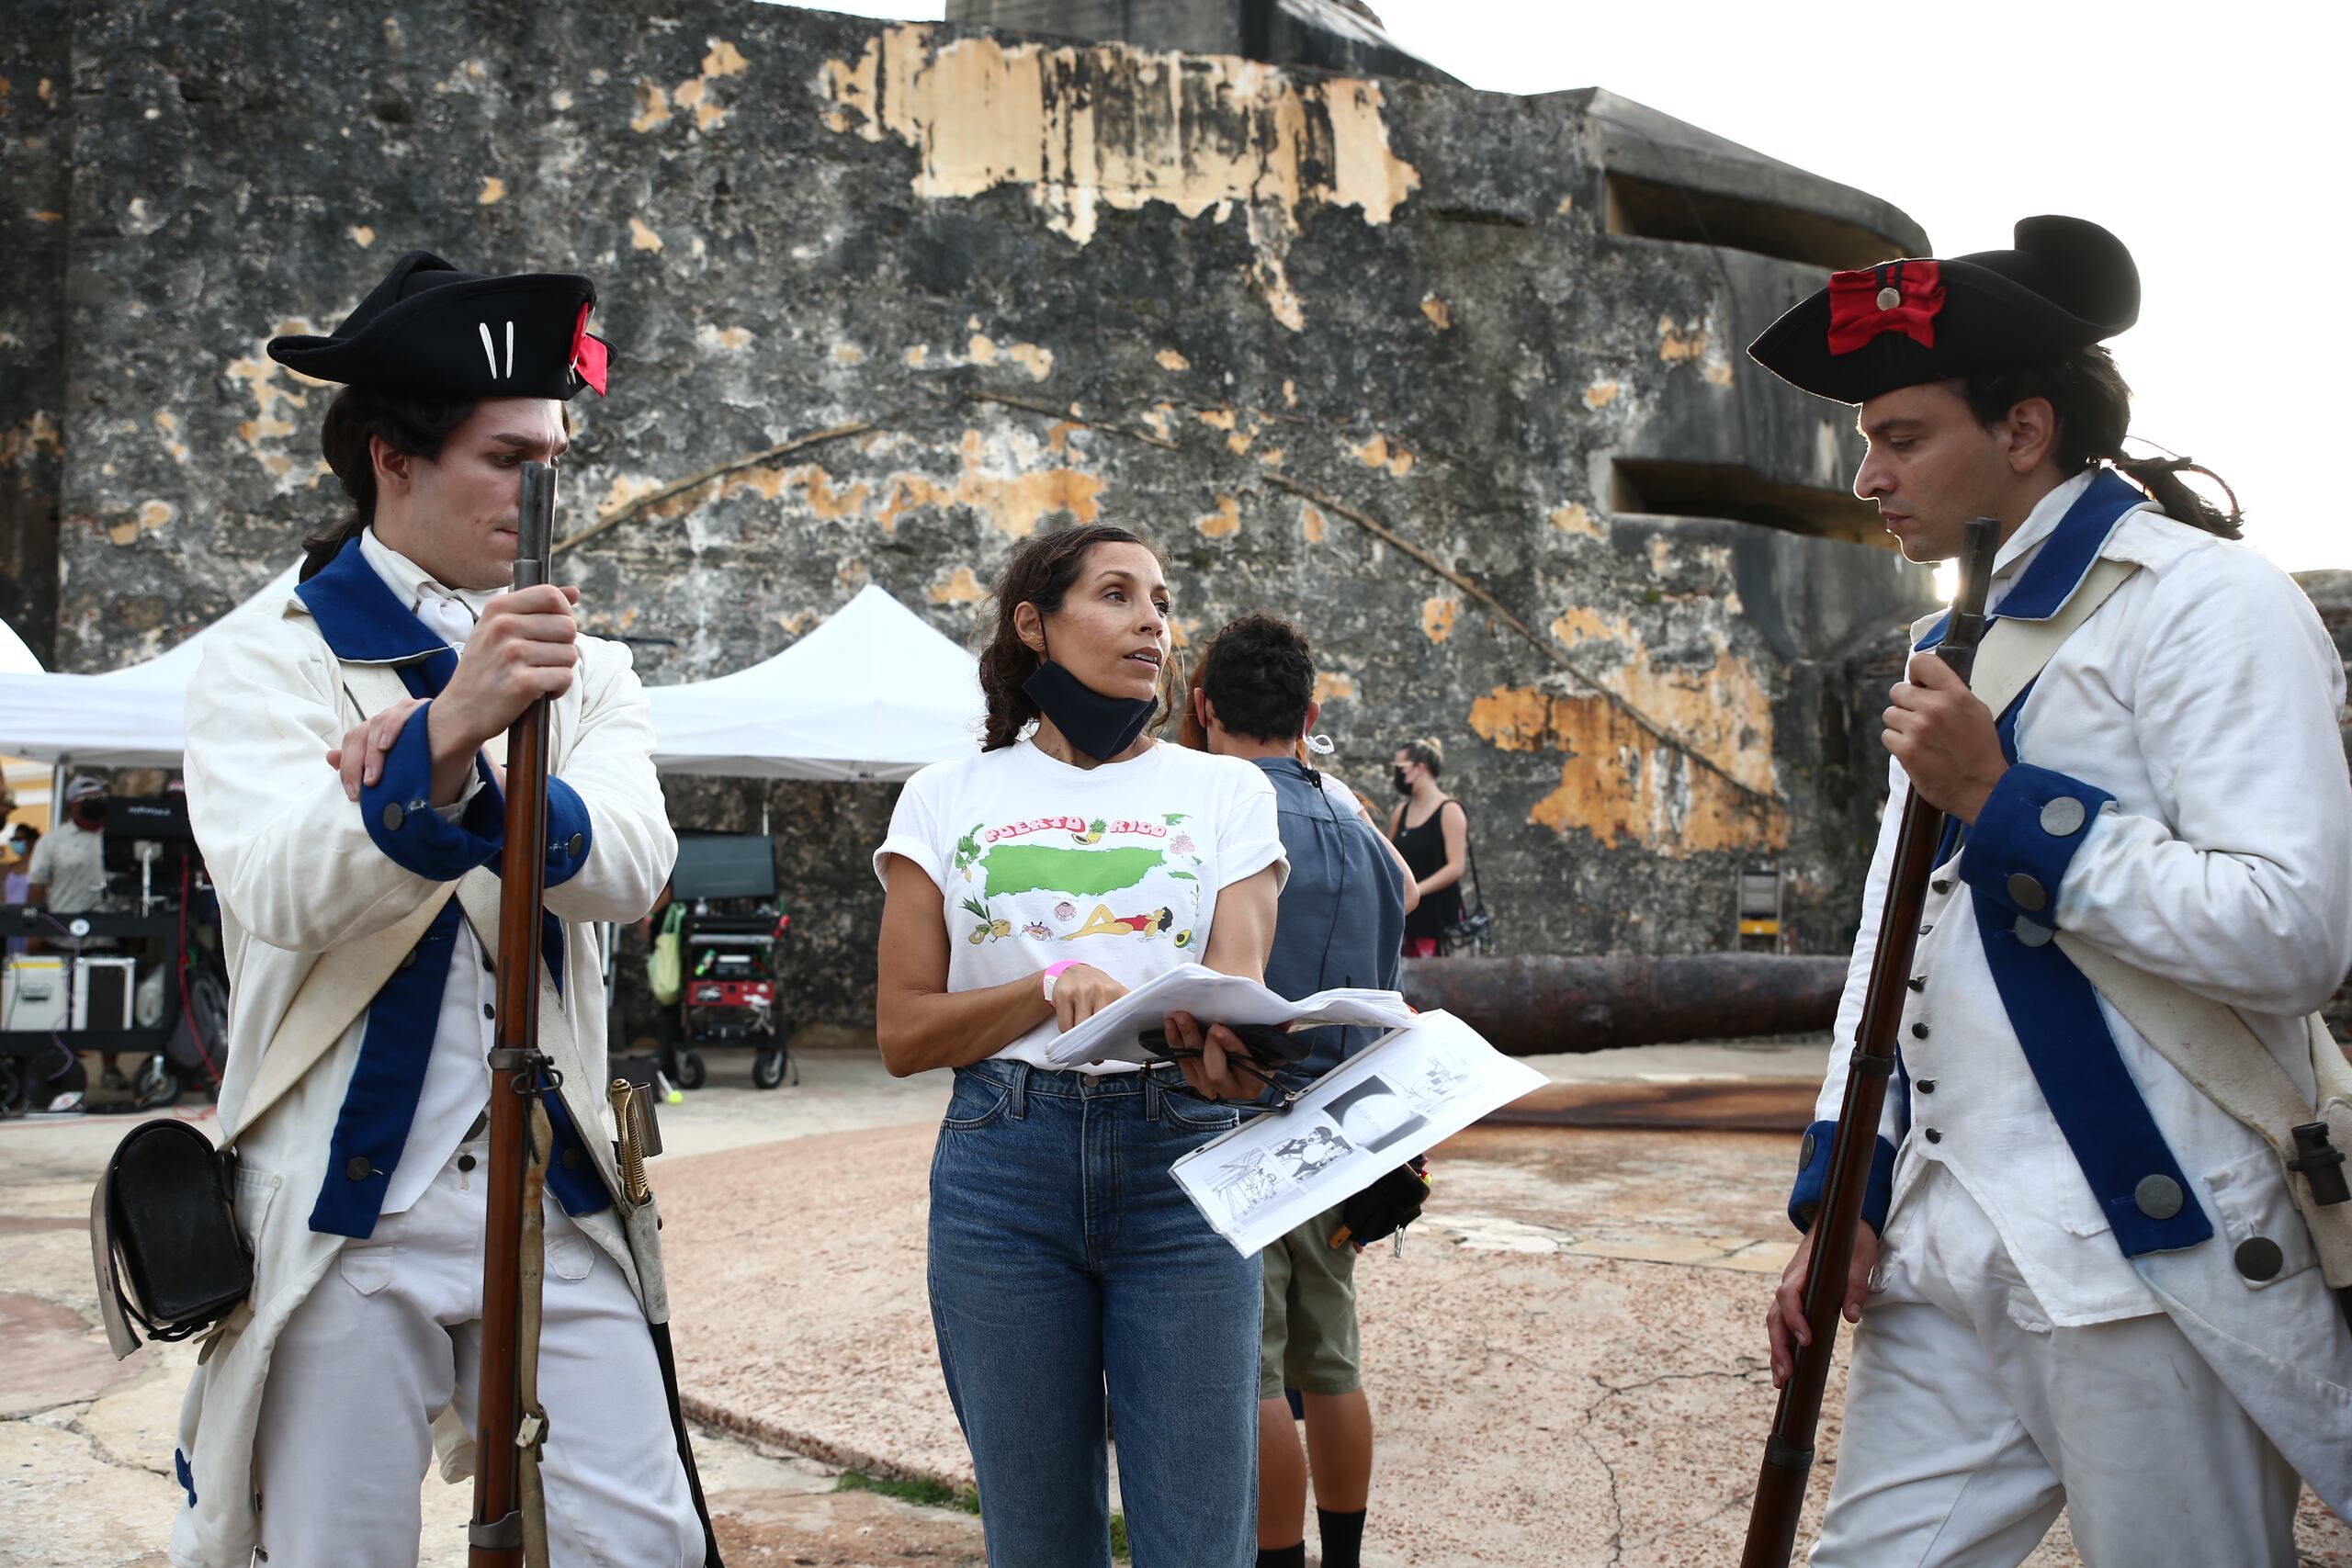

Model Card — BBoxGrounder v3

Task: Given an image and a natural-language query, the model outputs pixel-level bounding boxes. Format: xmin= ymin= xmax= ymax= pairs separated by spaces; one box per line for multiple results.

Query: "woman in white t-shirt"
xmin=874 ymin=524 xmax=1286 ymax=1567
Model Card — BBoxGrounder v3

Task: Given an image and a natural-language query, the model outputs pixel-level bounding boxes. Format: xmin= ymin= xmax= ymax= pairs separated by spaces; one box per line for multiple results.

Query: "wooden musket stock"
xmin=469 ymin=461 xmax=559 ymax=1568
xmin=1738 ymin=519 xmax=2002 ymax=1567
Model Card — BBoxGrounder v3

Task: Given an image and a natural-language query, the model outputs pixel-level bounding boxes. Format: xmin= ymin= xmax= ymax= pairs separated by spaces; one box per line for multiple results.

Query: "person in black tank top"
xmin=1386 ymin=739 xmax=1466 ymax=956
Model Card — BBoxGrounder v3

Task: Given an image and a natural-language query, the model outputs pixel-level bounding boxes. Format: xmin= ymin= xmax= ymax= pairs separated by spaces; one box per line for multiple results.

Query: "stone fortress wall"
xmin=1 ymin=0 xmax=1954 ymax=1032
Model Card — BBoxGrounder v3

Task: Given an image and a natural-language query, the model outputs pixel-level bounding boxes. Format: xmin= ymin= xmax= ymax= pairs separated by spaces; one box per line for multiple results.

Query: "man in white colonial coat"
xmin=167 ymin=251 xmax=706 ymax=1568
xmin=1751 ymin=217 xmax=2352 ymax=1564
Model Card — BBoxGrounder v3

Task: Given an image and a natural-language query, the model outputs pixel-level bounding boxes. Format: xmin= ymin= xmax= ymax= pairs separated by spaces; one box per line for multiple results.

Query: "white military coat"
xmin=166 ymin=537 xmax=675 ymax=1566
xmin=1799 ymin=468 xmax=2352 ymax=1510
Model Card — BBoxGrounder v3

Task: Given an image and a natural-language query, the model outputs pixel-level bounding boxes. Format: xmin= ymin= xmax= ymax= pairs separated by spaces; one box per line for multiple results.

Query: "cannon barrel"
xmin=1397 ymin=954 xmax=1846 ymax=1055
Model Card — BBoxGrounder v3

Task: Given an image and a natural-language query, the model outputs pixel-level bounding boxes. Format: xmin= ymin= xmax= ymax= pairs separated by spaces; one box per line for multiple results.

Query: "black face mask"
xmin=1393 ymin=768 xmax=1413 ymax=795
xmin=1024 ymin=659 xmax=1157 ymax=762
xmin=72 ymin=804 xmax=107 ymax=829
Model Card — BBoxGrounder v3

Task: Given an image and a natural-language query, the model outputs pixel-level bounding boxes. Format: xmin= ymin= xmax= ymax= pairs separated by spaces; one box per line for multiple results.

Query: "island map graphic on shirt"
xmin=949 ymin=811 xmax=1205 ymax=950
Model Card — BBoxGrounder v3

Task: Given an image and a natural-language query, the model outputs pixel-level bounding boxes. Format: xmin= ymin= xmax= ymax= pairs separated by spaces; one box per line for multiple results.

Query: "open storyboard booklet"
xmin=1041 ymin=963 xmax=1419 ymax=1068
xmin=1170 ymin=1009 xmax=1546 ymax=1257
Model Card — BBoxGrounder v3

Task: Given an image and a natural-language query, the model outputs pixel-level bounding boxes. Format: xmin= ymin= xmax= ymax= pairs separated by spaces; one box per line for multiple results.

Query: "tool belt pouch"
xmin=2292 ymin=1096 xmax=2352 ymax=1292
xmin=1335 ymin=1156 xmax=1430 ymax=1249
xmin=87 ymin=1119 xmax=251 ymax=1360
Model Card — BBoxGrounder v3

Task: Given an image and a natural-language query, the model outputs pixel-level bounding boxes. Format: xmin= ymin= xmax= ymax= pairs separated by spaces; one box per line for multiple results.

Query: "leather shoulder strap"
xmin=227 ymin=659 xmax=458 ymax=1144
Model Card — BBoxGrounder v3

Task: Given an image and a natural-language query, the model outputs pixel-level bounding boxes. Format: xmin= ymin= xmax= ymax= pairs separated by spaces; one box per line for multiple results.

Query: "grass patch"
xmin=834 ymin=1470 xmax=979 ymax=1514
xmin=834 ymin=1473 xmax=1131 ymax=1561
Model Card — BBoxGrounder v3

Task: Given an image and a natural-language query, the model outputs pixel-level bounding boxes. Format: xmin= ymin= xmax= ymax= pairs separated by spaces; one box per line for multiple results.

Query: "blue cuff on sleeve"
xmin=542 ymin=777 xmax=594 ymax=889
xmin=1958 ymin=763 xmax=2114 ymax=934
xmin=360 ymin=702 xmax=503 ymax=881
xmin=1787 ymin=1118 xmax=1898 ymax=1235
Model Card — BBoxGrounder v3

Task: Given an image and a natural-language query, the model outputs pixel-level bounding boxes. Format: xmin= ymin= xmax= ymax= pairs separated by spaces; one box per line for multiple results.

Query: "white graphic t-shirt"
xmin=875 ymin=738 xmax=1288 ymax=1073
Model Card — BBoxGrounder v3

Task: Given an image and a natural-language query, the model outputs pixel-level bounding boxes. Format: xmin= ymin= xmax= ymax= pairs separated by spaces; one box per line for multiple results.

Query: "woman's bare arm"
xmin=875 ymin=854 xmax=1054 ymax=1077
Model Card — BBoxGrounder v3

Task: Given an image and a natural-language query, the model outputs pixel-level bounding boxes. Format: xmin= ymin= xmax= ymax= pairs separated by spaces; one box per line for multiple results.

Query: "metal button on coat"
xmin=2007 ymin=873 xmax=2049 ymax=912
xmin=2014 ymin=918 xmax=2054 ymax=948
xmin=457 ymin=1154 xmax=477 ymax=1173
xmin=380 ymin=802 xmax=406 ymax=832
xmin=1799 ymin=1133 xmax=1816 ymax=1168
xmin=2134 ymin=1174 xmax=2185 ymax=1220
xmin=345 ymin=1156 xmax=372 ymax=1181
xmin=566 ymin=833 xmax=585 ymax=857
xmin=2233 ymin=1236 xmax=2285 ymax=1281
xmin=1906 ymin=976 xmax=1926 ymax=992
xmin=1930 ymin=878 xmax=1951 ymax=895
xmin=2040 ymin=796 xmax=2087 ymax=837
xmin=399 ymin=948 xmax=418 ymax=970
xmin=1876 ymin=285 xmax=1902 ymax=310
xmin=1917 ymin=1078 xmax=1937 ymax=1094
xmin=1924 ymin=1128 xmax=1942 ymax=1144
xmin=482 ymin=1003 xmax=495 ymax=1021
xmin=1910 ymin=1021 xmax=1929 ymax=1040
xmin=561 ymin=1147 xmax=583 ymax=1170
xmin=1918 ymin=923 xmax=1934 ymax=938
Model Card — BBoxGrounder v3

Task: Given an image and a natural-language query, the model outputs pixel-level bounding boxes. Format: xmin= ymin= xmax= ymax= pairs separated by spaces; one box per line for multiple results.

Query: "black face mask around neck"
xmin=1024 ymin=658 xmax=1158 ymax=762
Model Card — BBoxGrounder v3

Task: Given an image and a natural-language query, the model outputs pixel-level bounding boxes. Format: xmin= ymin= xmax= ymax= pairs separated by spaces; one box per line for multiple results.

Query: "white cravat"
xmin=357 ymin=528 xmax=497 ymax=650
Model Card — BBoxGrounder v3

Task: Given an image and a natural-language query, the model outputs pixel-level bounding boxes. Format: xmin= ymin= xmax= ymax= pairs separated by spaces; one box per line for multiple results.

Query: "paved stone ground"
xmin=5 ymin=1044 xmax=2346 ymax=1565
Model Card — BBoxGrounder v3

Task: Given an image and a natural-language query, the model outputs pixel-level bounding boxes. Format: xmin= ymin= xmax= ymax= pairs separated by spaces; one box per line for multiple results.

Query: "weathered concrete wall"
xmin=16 ymin=2 xmax=1942 ymax=1032
xmin=946 ymin=0 xmax=1462 ymax=85
xmin=0 ymin=1 xmax=70 ymax=669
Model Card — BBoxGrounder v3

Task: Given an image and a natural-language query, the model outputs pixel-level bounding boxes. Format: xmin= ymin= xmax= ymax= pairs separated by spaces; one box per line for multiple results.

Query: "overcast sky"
xmin=776 ymin=0 xmax=2340 ymax=574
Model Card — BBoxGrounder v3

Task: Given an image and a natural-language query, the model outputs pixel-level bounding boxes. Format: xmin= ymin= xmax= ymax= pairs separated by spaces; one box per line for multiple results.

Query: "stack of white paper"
xmin=1041 ymin=962 xmax=1418 ymax=1068
xmin=1170 ymin=1010 xmax=1546 ymax=1257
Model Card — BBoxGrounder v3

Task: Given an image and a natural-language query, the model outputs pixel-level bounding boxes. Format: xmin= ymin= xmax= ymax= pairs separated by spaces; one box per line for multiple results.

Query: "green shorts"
xmin=1259 ymin=1203 xmax=1361 ymax=1400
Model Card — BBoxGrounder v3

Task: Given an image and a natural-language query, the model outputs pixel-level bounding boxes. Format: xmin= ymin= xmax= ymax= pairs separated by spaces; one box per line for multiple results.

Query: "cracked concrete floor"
xmin=7 ymin=1045 xmax=2348 ymax=1566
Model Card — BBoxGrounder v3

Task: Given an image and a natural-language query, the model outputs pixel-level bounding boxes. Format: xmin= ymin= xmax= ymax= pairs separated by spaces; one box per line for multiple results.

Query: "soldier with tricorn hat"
xmin=164 ymin=251 xmax=712 ymax=1567
xmin=1752 ymin=216 xmax=2352 ymax=1564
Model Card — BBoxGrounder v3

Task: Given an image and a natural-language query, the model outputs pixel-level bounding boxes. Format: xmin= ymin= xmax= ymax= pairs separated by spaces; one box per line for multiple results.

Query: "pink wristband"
xmin=1041 ymin=960 xmax=1080 ymax=1001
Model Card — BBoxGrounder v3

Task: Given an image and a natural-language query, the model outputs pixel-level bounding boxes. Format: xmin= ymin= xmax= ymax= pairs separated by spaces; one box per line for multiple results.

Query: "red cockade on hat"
xmin=1827 ymin=261 xmax=1945 ymax=356
xmin=569 ymin=301 xmax=609 ymax=396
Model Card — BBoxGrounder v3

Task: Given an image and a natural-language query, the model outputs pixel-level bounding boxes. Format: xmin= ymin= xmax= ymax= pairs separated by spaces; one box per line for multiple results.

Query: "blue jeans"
xmin=928 ymin=1058 xmax=1261 ymax=1568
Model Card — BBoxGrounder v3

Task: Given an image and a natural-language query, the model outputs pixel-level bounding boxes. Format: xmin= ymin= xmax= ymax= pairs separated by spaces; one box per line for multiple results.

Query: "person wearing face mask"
xmin=874 ymin=523 xmax=1287 ymax=1568
xmin=1385 ymin=740 xmax=1466 ymax=958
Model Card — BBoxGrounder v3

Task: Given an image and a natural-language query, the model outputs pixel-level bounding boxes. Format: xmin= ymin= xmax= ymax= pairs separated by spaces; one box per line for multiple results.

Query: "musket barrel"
xmin=470 ymin=461 xmax=560 ymax=1568
xmin=1739 ymin=519 xmax=2002 ymax=1566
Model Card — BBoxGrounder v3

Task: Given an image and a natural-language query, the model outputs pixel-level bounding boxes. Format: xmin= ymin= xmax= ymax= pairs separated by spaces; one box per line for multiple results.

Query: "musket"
xmin=469 ymin=460 xmax=560 ymax=1568
xmin=1739 ymin=518 xmax=2003 ymax=1567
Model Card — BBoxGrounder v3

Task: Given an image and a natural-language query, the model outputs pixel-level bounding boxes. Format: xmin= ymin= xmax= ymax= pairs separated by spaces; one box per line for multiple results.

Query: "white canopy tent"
xmin=0 ymin=573 xmax=982 ymax=781
xmin=0 ymin=564 xmax=301 ymax=768
xmin=644 ymin=583 xmax=984 ymax=781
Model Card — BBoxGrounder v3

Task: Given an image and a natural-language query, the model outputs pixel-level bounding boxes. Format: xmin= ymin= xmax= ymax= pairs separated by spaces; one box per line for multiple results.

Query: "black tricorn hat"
xmin=1747 ymin=216 xmax=2138 ymax=404
xmin=266 ymin=250 xmax=609 ymax=400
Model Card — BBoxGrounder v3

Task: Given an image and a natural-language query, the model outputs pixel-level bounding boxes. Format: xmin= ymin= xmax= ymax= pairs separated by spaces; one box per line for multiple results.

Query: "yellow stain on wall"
xmin=629 ymin=218 xmax=664 ymax=253
xmin=1548 ymin=502 xmax=1600 ymax=537
xmin=1314 ymin=671 xmax=1357 ymax=705
xmin=1583 ymin=379 xmax=1620 ymax=410
xmin=819 ymin=25 xmax=1417 ymax=328
xmin=874 ymin=428 xmax=1105 ymax=538
xmin=478 ymin=176 xmax=505 ymax=206
xmin=1420 ymin=294 xmax=1452 ymax=330
xmin=697 ymin=324 xmax=756 ymax=352
xmin=225 ymin=321 xmax=328 ymax=491
xmin=1353 ymin=434 xmax=1413 ymax=478
xmin=927 ymin=565 xmax=986 ymax=605
xmin=1196 ymin=494 xmax=1242 ymax=538
xmin=153 ymin=411 xmax=188 ymax=465
xmin=1156 ymin=347 xmax=1191 ymax=371
xmin=349 ymin=225 xmax=376 ymax=248
xmin=629 ymin=81 xmax=672 ymax=134
xmin=1421 ymin=596 xmax=1458 ymax=643
xmin=1299 ymin=502 xmax=1328 ymax=544
xmin=1465 ymin=604 xmax=1782 ymax=855
xmin=1007 ymin=343 xmax=1054 ymax=381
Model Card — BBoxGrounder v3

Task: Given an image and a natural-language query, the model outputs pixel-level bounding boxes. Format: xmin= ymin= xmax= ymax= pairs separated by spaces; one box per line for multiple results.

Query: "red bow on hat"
xmin=1827 ymin=261 xmax=1944 ymax=355
xmin=570 ymin=302 xmax=609 ymax=396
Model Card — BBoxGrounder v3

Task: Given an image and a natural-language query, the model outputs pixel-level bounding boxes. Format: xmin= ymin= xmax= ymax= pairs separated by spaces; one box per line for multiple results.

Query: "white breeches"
xmin=250 ymin=1133 xmax=701 ymax=1568
xmin=1812 ymin=1163 xmax=2301 ymax=1568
